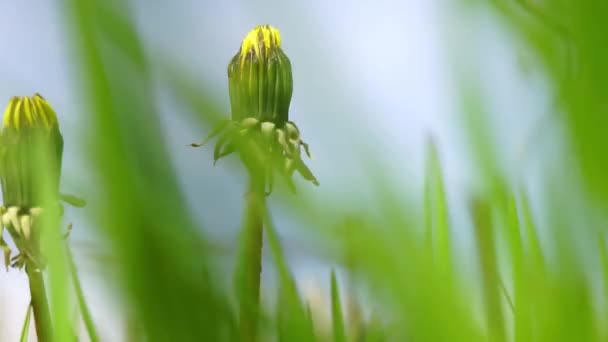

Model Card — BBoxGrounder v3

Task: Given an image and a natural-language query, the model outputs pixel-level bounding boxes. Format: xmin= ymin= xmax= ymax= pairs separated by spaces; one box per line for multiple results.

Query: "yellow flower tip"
xmin=239 ymin=24 xmax=282 ymax=63
xmin=2 ymin=94 xmax=58 ymax=130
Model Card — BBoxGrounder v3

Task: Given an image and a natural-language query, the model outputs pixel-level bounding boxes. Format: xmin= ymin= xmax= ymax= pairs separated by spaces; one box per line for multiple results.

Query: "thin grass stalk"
xmin=19 ymin=303 xmax=32 ymax=342
xmin=262 ymin=204 xmax=293 ymax=290
xmin=66 ymin=243 xmax=99 ymax=342
xmin=26 ymin=266 xmax=53 ymax=342
xmin=263 ymin=203 xmax=315 ymax=341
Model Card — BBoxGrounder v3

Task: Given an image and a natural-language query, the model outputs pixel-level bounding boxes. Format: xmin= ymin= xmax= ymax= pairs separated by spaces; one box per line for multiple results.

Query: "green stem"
xmin=66 ymin=244 xmax=99 ymax=342
xmin=238 ymin=176 xmax=265 ymax=342
xmin=26 ymin=266 xmax=53 ymax=342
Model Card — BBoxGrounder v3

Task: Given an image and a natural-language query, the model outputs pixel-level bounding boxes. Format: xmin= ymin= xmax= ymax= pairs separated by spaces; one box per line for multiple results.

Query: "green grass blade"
xmin=599 ymin=233 xmax=608 ymax=339
xmin=519 ymin=190 xmax=545 ymax=269
xmin=43 ymin=216 xmax=76 ymax=342
xmin=331 ymin=270 xmax=346 ymax=342
xmin=66 ymin=244 xmax=99 ymax=342
xmin=60 ymin=1 xmax=234 ymax=339
xmin=424 ymin=143 xmax=434 ymax=256
xmin=506 ymin=192 xmax=529 ymax=341
xmin=264 ymin=209 xmax=315 ymax=341
xmin=519 ymin=189 xmax=547 ymax=341
xmin=19 ymin=304 xmax=32 ymax=342
xmin=471 ymin=197 xmax=505 ymax=342
xmin=425 ymin=139 xmax=451 ymax=277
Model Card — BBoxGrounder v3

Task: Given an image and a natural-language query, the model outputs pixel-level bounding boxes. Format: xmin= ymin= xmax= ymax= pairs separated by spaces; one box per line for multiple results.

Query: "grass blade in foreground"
xmin=264 ymin=208 xmax=315 ymax=341
xmin=19 ymin=304 xmax=32 ymax=342
xmin=424 ymin=139 xmax=451 ymax=278
xmin=506 ymin=192 xmax=529 ymax=341
xmin=61 ymin=0 xmax=233 ymax=339
xmin=331 ymin=270 xmax=346 ymax=342
xmin=66 ymin=242 xmax=99 ymax=342
xmin=471 ymin=197 xmax=504 ymax=342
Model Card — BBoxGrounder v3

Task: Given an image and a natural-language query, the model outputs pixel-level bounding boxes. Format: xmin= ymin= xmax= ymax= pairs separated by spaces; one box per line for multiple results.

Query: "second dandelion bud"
xmin=0 ymin=94 xmax=64 ymax=270
xmin=1 ymin=94 xmax=63 ymax=208
xmin=195 ymin=24 xmax=317 ymax=192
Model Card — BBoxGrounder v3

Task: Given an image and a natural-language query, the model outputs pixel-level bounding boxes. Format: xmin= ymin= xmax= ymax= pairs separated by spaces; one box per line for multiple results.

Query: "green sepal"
xmin=296 ymin=160 xmax=319 ymax=186
xmin=213 ymin=129 xmax=236 ymax=165
xmin=191 ymin=119 xmax=233 ymax=148
xmin=60 ymin=193 xmax=87 ymax=208
xmin=0 ymin=233 xmax=11 ymax=271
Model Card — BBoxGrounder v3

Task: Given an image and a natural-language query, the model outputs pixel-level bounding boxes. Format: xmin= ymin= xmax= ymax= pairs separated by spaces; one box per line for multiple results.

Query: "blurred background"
xmin=0 ymin=0 xmax=606 ymax=341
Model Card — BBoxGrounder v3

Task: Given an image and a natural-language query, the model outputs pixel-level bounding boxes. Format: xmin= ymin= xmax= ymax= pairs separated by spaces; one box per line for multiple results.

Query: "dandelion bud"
xmin=0 ymin=94 xmax=63 ymax=208
xmin=194 ymin=25 xmax=317 ymax=192
xmin=228 ymin=25 xmax=293 ymax=125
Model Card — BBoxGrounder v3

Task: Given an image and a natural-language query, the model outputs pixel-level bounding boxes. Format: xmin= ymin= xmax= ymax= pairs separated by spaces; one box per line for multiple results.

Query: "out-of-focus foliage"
xmin=491 ymin=0 xmax=608 ymax=207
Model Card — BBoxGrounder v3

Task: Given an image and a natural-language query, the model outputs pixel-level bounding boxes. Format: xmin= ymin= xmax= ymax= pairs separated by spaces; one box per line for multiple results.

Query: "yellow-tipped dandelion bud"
xmin=193 ymin=25 xmax=317 ymax=193
xmin=0 ymin=94 xmax=64 ymax=270
xmin=0 ymin=94 xmax=63 ymax=208
xmin=228 ymin=25 xmax=292 ymax=124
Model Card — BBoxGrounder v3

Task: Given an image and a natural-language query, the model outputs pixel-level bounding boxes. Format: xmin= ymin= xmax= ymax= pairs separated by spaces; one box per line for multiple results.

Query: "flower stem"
xmin=26 ymin=266 xmax=53 ymax=342
xmin=237 ymin=175 xmax=265 ymax=342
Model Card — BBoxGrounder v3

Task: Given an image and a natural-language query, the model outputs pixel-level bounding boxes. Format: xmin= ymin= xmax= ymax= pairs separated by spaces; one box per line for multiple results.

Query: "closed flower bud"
xmin=228 ymin=24 xmax=293 ymax=125
xmin=0 ymin=94 xmax=63 ymax=208
xmin=193 ymin=25 xmax=317 ymax=193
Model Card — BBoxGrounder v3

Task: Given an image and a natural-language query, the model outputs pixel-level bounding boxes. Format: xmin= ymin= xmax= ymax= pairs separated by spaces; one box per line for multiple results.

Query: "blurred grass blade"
xmin=19 ymin=304 xmax=32 ymax=342
xmin=518 ymin=189 xmax=548 ymax=341
xmin=61 ymin=0 xmax=233 ymax=340
xmin=42 ymin=210 xmax=73 ymax=342
xmin=520 ymin=190 xmax=545 ymax=271
xmin=491 ymin=1 xmax=608 ymax=208
xmin=331 ymin=270 xmax=346 ymax=342
xmin=66 ymin=243 xmax=99 ymax=342
xmin=264 ymin=209 xmax=315 ymax=341
xmin=599 ymin=233 xmax=608 ymax=339
xmin=424 ymin=138 xmax=451 ymax=277
xmin=505 ymin=192 xmax=529 ymax=341
xmin=471 ymin=197 xmax=505 ymax=342
xmin=363 ymin=313 xmax=386 ymax=342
